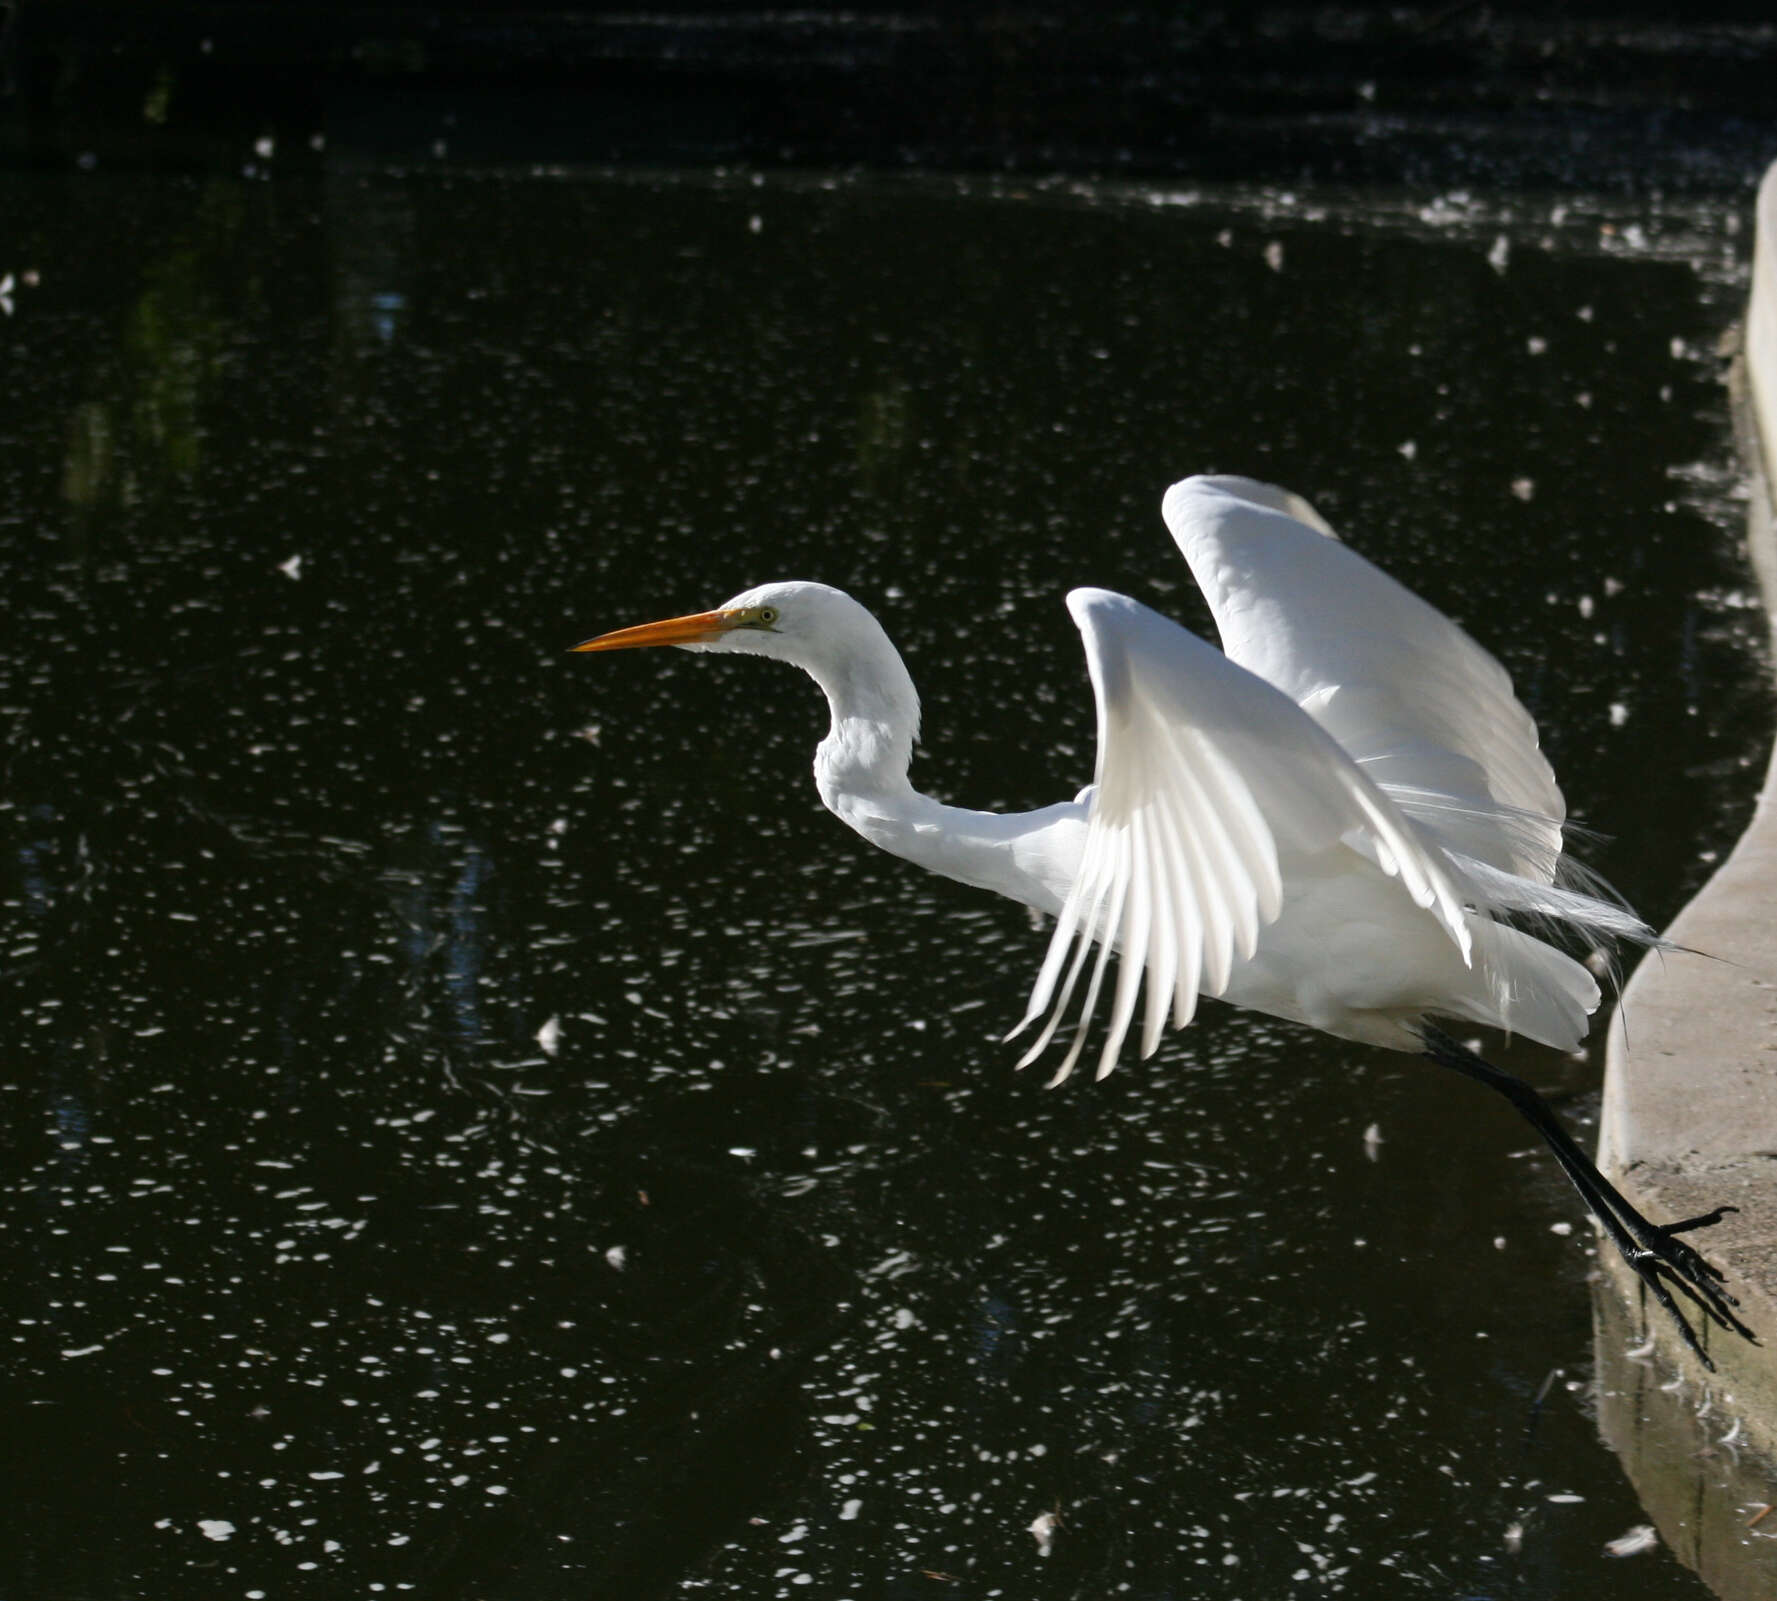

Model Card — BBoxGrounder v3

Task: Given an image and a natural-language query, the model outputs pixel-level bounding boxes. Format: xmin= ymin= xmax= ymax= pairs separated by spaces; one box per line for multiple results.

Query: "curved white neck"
xmin=803 ymin=629 xmax=1084 ymax=916
xmin=807 ymin=639 xmax=920 ymax=815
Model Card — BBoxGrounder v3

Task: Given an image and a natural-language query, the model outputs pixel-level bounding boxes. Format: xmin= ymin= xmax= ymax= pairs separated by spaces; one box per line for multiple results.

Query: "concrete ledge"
xmin=1594 ymin=157 xmax=1777 ymax=1584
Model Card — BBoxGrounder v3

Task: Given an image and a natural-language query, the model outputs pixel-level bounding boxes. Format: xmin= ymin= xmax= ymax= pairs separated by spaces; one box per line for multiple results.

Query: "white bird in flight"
xmin=575 ymin=474 xmax=1750 ymax=1365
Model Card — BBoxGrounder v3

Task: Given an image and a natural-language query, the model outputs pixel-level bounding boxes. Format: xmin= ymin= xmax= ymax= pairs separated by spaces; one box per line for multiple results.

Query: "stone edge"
xmin=1596 ymin=157 xmax=1777 ymax=1461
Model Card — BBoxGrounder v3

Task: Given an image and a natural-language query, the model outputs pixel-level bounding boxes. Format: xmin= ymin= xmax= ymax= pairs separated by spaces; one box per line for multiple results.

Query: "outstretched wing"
xmin=1162 ymin=476 xmax=1566 ymax=884
xmin=1010 ymin=588 xmax=1471 ymax=1085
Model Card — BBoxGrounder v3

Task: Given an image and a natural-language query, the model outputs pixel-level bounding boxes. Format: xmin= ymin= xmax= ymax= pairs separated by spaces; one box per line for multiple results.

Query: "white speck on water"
xmin=1609 ymin=703 xmax=1629 ymax=727
xmin=1264 ymin=241 xmax=1284 ymax=272
xmin=1605 ymin=1523 xmax=1659 ymax=1557
xmin=1488 ymin=235 xmax=1510 ymax=273
xmin=839 ymin=1498 xmax=862 ymax=1521
xmin=604 ymin=1245 xmax=627 ymax=1271
xmin=536 ymin=1016 xmax=562 ymax=1055
xmin=197 ymin=1519 xmax=235 ymax=1541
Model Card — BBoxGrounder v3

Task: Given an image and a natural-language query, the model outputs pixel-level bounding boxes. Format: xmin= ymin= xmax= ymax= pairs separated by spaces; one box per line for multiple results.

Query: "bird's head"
xmin=573 ymin=578 xmax=920 ymax=747
xmin=571 ymin=580 xmax=878 ymax=673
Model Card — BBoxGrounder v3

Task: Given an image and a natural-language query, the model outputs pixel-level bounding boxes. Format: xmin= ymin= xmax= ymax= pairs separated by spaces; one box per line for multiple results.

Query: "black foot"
xmin=1613 ymin=1204 xmax=1754 ymax=1370
xmin=1417 ymin=1025 xmax=1757 ymax=1371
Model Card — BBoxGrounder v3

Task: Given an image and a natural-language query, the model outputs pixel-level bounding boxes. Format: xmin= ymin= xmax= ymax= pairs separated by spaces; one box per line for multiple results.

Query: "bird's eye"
xmin=756 ymin=606 xmax=779 ymax=627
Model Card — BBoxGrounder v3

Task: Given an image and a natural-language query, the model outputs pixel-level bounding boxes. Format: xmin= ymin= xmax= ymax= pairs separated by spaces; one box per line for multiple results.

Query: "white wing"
xmin=1010 ymin=588 xmax=1472 ymax=1086
xmin=1162 ymin=476 xmax=1566 ymax=884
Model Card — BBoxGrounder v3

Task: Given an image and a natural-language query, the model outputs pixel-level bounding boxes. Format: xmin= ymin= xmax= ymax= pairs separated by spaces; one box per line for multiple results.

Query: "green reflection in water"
xmin=62 ymin=180 xmax=252 ymax=524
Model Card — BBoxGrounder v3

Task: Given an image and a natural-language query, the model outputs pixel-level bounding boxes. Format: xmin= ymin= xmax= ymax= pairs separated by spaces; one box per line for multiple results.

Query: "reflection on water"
xmin=0 ymin=167 xmax=1768 ymax=1599
xmin=1594 ymin=1280 xmax=1777 ymax=1599
xmin=331 ymin=178 xmax=415 ymax=353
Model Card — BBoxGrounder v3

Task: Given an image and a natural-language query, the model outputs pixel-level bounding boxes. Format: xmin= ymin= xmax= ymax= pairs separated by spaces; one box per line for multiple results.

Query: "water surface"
xmin=0 ymin=168 xmax=1767 ymax=1599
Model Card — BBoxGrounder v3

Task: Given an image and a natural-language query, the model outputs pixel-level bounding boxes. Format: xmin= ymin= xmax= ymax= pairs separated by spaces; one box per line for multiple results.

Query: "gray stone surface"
xmin=1597 ymin=158 xmax=1777 ymax=1468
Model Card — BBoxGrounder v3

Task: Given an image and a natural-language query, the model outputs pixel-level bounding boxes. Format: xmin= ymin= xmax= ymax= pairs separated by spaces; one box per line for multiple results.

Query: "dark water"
xmin=0 ymin=170 xmax=1767 ymax=1599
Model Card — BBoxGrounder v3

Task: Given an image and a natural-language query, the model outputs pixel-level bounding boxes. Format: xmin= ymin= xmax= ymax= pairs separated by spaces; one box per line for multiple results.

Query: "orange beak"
xmin=570 ymin=609 xmax=737 ymax=653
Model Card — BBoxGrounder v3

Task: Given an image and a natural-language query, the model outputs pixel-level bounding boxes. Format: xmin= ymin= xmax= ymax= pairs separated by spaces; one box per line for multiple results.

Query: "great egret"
xmin=575 ymin=474 xmax=1750 ymax=1365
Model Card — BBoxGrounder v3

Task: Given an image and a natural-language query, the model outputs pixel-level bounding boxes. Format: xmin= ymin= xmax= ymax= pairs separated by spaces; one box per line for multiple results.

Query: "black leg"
xmin=1417 ymin=1023 xmax=1756 ymax=1369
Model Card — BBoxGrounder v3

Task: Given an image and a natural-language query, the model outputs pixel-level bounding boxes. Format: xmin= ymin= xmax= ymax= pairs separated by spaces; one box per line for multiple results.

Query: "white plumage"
xmin=1012 ymin=474 xmax=1638 ymax=1084
xmin=575 ymin=472 xmax=1749 ymax=1366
